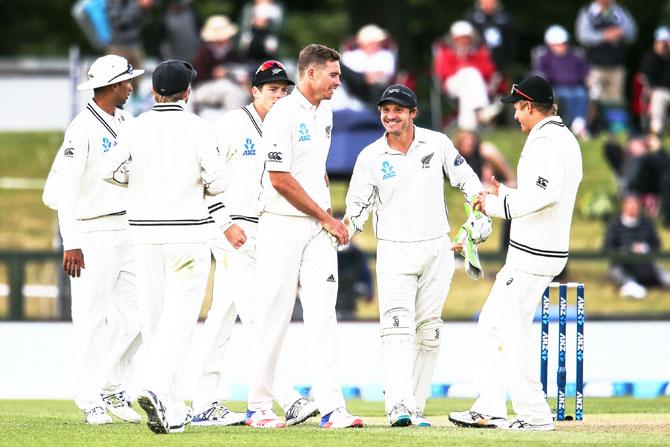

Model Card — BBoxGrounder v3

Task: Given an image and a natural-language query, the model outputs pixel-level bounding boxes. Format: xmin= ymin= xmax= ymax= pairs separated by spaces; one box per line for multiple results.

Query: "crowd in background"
xmin=92 ymin=0 xmax=670 ymax=301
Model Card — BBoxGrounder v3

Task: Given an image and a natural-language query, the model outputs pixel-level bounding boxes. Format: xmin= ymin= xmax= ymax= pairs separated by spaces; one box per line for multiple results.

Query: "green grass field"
xmin=2 ymin=130 xmax=670 ymax=320
xmin=1 ymin=398 xmax=668 ymax=446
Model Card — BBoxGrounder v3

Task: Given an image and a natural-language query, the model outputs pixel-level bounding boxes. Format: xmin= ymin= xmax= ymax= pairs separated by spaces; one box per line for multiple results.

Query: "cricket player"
xmin=103 ymin=59 xmax=228 ymax=435
xmin=190 ymin=60 xmax=318 ymax=427
xmin=42 ymin=55 xmax=144 ymax=425
xmin=449 ymin=75 xmax=582 ymax=431
xmin=246 ymin=44 xmax=363 ymax=429
xmin=344 ymin=84 xmax=489 ymax=427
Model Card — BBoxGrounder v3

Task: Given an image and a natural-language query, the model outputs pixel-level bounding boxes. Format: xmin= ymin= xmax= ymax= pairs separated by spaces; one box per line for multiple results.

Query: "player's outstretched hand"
xmin=322 ymin=215 xmax=349 ymax=246
xmin=486 ymin=175 xmax=500 ymax=196
xmin=63 ymin=249 xmax=85 ymax=278
xmin=224 ymin=223 xmax=247 ymax=249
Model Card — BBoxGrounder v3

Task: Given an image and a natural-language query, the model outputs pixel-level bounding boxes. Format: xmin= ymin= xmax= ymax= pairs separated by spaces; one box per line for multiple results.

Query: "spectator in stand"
xmin=433 ymin=20 xmax=501 ymax=130
xmin=604 ymin=135 xmax=651 ymax=194
xmin=191 ymin=15 xmax=250 ymax=116
xmin=536 ymin=25 xmax=591 ymax=139
xmin=106 ymin=0 xmax=154 ymax=92
xmin=604 ymin=193 xmax=670 ymax=299
xmin=465 ymin=0 xmax=516 ymax=75
xmin=334 ymin=24 xmax=397 ymax=111
xmin=158 ymin=0 xmax=201 ymax=63
xmin=642 ymin=26 xmax=670 ymax=137
xmin=575 ymin=0 xmax=637 ymax=106
xmin=238 ymin=0 xmax=284 ymax=66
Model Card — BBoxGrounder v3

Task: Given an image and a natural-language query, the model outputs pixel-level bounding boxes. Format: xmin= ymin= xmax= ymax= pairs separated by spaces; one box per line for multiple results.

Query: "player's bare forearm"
xmin=269 ymin=171 xmax=349 ymax=245
xmin=269 ymin=172 xmax=330 ymax=221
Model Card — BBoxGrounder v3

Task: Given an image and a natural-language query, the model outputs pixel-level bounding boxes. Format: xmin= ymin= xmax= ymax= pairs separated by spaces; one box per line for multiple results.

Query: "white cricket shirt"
xmin=259 ymin=88 xmax=332 ymax=216
xmin=345 ymin=126 xmax=483 ymax=242
xmin=103 ymin=102 xmax=228 ymax=244
xmin=46 ymin=100 xmax=133 ymax=250
xmin=484 ymin=116 xmax=583 ymax=276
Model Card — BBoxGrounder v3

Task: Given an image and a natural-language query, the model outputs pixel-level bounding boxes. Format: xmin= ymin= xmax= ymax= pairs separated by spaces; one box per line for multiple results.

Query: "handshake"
xmin=452 ymin=199 xmax=492 ymax=281
xmin=325 ymin=214 xmax=357 ymax=251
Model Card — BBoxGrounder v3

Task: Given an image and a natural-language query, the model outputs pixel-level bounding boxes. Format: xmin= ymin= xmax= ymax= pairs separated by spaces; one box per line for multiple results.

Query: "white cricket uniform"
xmin=471 ymin=116 xmax=582 ymax=424
xmin=42 ymin=100 xmax=141 ymax=412
xmin=345 ymin=126 xmax=483 ymax=413
xmin=190 ymin=104 xmax=303 ymax=412
xmin=103 ymin=101 xmax=228 ymax=426
xmin=247 ymin=88 xmax=345 ymax=415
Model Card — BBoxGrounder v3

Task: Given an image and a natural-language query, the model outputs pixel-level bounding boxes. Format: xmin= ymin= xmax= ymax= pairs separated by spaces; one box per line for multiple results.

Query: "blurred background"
xmin=1 ymin=0 xmax=670 ymax=402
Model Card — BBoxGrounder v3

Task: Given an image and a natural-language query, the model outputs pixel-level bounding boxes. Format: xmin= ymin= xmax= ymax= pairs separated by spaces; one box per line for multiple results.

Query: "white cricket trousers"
xmin=71 ymin=229 xmax=140 ymax=411
xmin=376 ymin=234 xmax=454 ymax=413
xmin=470 ymin=264 xmax=553 ymax=424
xmin=248 ymin=213 xmax=345 ymax=415
xmin=191 ymin=221 xmax=302 ymax=412
xmin=134 ymin=243 xmax=210 ymax=425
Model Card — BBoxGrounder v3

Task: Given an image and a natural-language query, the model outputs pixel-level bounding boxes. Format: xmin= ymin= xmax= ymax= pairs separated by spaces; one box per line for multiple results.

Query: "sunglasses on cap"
xmin=256 ymin=60 xmax=286 ymax=74
xmin=510 ymin=83 xmax=534 ymax=102
xmin=108 ymin=63 xmax=134 ymax=84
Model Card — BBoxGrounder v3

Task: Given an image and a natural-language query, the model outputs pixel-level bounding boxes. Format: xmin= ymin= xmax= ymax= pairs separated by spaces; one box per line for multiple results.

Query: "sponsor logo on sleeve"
xmin=454 ymin=154 xmax=465 ymax=166
xmin=64 ymin=147 xmax=75 ymax=157
xmin=381 ymin=160 xmax=396 ymax=180
xmin=536 ymin=176 xmax=549 ymax=189
xmin=267 ymin=151 xmax=283 ymax=162
xmin=242 ymin=137 xmax=256 ymax=156
xmin=298 ymin=123 xmax=311 ymax=142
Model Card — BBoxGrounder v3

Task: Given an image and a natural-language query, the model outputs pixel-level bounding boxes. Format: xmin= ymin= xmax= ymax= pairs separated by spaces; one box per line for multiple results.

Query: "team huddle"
xmin=43 ymin=42 xmax=582 ymax=434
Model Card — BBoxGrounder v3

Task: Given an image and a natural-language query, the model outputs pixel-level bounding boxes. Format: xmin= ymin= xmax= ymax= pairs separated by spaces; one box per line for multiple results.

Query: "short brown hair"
xmin=154 ymin=91 xmax=186 ymax=103
xmin=518 ymin=100 xmax=558 ymax=115
xmin=298 ymin=44 xmax=340 ymax=77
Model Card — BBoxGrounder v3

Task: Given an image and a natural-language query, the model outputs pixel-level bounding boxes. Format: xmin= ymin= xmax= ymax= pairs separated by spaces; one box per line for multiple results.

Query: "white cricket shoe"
xmin=387 ymin=403 xmax=412 ymax=427
xmin=411 ymin=408 xmax=432 ymax=427
xmin=101 ymin=391 xmax=141 ymax=423
xmin=190 ymin=402 xmax=246 ymax=426
xmin=285 ymin=397 xmax=319 ymax=426
xmin=137 ymin=390 xmax=170 ymax=434
xmin=505 ymin=418 xmax=555 ymax=431
xmin=448 ymin=410 xmax=507 ymax=429
xmin=84 ymin=406 xmax=113 ymax=425
xmin=245 ymin=409 xmax=286 ymax=428
xmin=320 ymin=407 xmax=364 ymax=429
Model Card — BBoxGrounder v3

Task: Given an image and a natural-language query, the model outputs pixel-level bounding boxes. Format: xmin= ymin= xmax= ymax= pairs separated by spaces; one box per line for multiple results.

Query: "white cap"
xmin=356 ymin=24 xmax=388 ymax=45
xmin=544 ymin=25 xmax=569 ymax=45
xmin=655 ymin=26 xmax=670 ymax=42
xmin=450 ymin=20 xmax=475 ymax=38
xmin=201 ymin=15 xmax=238 ymax=42
xmin=76 ymin=55 xmax=144 ymax=91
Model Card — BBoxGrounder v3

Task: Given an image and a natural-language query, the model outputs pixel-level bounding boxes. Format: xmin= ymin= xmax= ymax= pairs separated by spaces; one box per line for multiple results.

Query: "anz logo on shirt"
xmin=102 ymin=137 xmax=114 ymax=152
xmin=243 ymin=137 xmax=256 ymax=156
xmin=298 ymin=123 xmax=311 ymax=142
xmin=381 ymin=161 xmax=396 ymax=180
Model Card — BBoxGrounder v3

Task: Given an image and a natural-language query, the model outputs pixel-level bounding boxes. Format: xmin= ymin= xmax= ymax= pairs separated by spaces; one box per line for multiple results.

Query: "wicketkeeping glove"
xmin=463 ymin=200 xmax=492 ymax=244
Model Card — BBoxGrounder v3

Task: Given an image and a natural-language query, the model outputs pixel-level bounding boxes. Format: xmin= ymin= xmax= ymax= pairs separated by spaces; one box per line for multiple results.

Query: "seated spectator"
xmin=191 ymin=15 xmax=250 ymax=117
xmin=641 ymin=26 xmax=670 ymax=137
xmin=464 ymin=0 xmax=516 ymax=75
xmin=575 ymin=0 xmax=637 ymax=106
xmin=536 ymin=25 xmax=591 ymax=139
xmin=238 ymin=0 xmax=284 ymax=66
xmin=332 ymin=24 xmax=396 ymax=111
xmin=606 ymin=134 xmax=670 ymax=225
xmin=453 ymin=129 xmax=515 ymax=250
xmin=433 ymin=20 xmax=501 ymax=130
xmin=604 ymin=193 xmax=670 ymax=299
